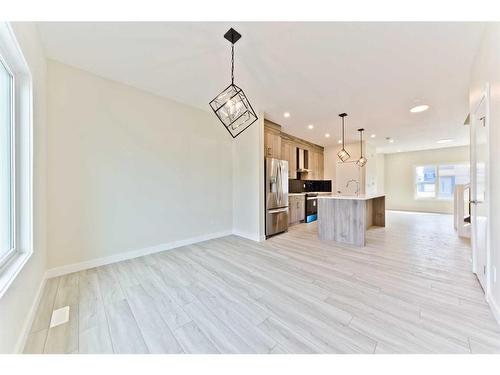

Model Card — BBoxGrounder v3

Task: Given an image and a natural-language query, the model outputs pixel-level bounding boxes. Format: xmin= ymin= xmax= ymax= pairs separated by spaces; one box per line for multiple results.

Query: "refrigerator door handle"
xmin=269 ymin=208 xmax=288 ymax=214
xmin=277 ymin=161 xmax=282 ymax=206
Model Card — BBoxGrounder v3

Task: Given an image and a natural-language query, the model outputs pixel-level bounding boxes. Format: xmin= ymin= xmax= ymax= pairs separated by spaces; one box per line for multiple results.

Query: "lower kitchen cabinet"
xmin=288 ymin=195 xmax=305 ymax=225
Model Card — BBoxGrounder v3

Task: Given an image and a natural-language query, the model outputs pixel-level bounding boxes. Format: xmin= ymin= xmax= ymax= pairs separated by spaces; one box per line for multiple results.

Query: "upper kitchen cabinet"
xmin=263 ymin=118 xmax=324 ymax=180
xmin=307 ymin=149 xmax=324 ymax=180
xmin=281 ymin=139 xmax=297 ymax=179
xmin=308 ymin=150 xmax=319 ymax=179
xmin=264 ymin=120 xmax=281 ymax=159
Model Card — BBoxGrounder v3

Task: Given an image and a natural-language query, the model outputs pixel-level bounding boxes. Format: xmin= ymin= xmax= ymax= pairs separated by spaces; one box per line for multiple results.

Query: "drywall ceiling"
xmin=36 ymin=22 xmax=484 ymax=153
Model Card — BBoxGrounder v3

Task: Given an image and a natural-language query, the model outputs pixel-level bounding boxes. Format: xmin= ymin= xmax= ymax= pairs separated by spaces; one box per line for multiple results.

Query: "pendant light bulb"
xmin=337 ymin=113 xmax=351 ymax=162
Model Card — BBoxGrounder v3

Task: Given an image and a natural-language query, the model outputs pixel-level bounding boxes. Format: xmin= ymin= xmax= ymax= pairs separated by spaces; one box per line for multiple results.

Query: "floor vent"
xmin=49 ymin=306 xmax=70 ymax=328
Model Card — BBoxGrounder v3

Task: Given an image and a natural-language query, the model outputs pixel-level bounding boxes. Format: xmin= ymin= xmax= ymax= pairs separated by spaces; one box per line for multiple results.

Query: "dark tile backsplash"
xmin=289 ymin=179 xmax=332 ymax=193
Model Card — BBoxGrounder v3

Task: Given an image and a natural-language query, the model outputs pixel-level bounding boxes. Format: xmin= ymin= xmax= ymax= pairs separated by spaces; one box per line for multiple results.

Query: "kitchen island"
xmin=317 ymin=194 xmax=385 ymax=246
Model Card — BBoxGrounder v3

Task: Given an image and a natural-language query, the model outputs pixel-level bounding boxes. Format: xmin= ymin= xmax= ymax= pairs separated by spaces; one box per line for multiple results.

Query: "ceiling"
xmin=36 ymin=22 xmax=484 ymax=153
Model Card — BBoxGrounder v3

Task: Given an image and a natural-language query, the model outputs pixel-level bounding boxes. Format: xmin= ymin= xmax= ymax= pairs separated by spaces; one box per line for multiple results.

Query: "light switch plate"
xmin=50 ymin=306 xmax=70 ymax=328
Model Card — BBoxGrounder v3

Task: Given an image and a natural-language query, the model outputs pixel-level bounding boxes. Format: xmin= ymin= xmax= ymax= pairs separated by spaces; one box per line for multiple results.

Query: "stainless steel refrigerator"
xmin=265 ymin=158 xmax=289 ymax=238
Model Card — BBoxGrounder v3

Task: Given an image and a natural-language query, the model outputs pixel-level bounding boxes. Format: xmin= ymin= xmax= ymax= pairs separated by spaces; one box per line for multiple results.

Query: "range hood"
xmin=296 ymin=148 xmax=311 ymax=173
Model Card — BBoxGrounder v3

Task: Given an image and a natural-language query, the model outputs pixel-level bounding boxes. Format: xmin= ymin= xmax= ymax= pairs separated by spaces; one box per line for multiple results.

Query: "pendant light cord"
xmin=342 ymin=116 xmax=345 ymax=149
xmin=360 ymin=131 xmax=363 ymax=156
xmin=231 ymin=44 xmax=234 ymax=85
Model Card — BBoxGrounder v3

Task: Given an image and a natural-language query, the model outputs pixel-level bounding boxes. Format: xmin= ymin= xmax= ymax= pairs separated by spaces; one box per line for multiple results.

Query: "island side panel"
xmin=318 ymin=197 xmax=335 ymax=240
xmin=372 ymin=196 xmax=386 ymax=227
xmin=334 ymin=199 xmax=366 ymax=247
xmin=365 ymin=199 xmax=373 ymax=229
xmin=318 ymin=198 xmax=366 ymax=246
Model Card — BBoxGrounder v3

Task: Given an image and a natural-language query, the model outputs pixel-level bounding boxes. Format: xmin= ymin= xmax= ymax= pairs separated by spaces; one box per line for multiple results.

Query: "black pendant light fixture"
xmin=356 ymin=128 xmax=368 ymax=167
xmin=337 ymin=113 xmax=351 ymax=162
xmin=209 ymin=28 xmax=258 ymax=138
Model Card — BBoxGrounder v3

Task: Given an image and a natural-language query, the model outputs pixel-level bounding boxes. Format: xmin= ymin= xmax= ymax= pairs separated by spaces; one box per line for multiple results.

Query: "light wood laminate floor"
xmin=24 ymin=211 xmax=500 ymax=354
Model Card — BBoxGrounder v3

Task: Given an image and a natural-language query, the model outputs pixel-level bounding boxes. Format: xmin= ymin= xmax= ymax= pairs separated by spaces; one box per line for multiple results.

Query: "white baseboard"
xmin=45 ymin=230 xmax=233 ymax=279
xmin=487 ymin=293 xmax=500 ymax=328
xmin=14 ymin=274 xmax=47 ymax=353
xmin=232 ymin=230 xmax=262 ymax=242
xmin=17 ymin=228 xmax=248 ymax=353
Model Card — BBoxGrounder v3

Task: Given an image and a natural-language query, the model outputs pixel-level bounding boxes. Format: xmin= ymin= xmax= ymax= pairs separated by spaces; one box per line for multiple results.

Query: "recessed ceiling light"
xmin=308 ymin=124 xmax=314 ymax=129
xmin=325 ymin=133 xmax=330 ymax=138
xmin=370 ymin=134 xmax=376 ymax=138
xmin=437 ymin=139 xmax=453 ymax=144
xmin=283 ymin=112 xmax=290 ymax=118
xmin=337 ymin=139 xmax=342 ymax=144
xmin=410 ymin=104 xmax=429 ymax=113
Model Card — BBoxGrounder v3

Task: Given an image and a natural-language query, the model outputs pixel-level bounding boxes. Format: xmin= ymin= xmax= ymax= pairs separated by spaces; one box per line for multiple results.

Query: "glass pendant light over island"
xmin=337 ymin=113 xmax=350 ymax=162
xmin=209 ymin=28 xmax=258 ymax=138
xmin=356 ymin=128 xmax=368 ymax=167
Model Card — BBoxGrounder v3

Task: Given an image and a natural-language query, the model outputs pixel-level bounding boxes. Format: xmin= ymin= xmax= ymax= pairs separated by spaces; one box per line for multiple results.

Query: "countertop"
xmin=317 ymin=193 xmax=386 ymax=201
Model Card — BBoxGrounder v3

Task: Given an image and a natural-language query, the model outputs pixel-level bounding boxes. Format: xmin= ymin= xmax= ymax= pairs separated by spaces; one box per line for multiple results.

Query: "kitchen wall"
xmin=470 ymin=23 xmax=500 ymax=324
xmin=0 ymin=23 xmax=48 ymax=354
xmin=375 ymin=153 xmax=385 ymax=194
xmin=384 ymin=146 xmax=469 ymax=214
xmin=324 ymin=141 xmax=382 ymax=194
xmin=46 ymin=60 xmax=234 ymax=270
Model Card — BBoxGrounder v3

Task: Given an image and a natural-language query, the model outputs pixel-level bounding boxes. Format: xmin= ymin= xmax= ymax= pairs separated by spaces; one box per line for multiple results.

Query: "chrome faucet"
xmin=346 ymin=179 xmax=360 ymax=196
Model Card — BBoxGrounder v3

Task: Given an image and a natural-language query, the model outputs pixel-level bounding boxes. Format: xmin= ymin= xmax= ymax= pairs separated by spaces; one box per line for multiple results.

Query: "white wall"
xmin=232 ymin=115 xmax=265 ymax=241
xmin=375 ymin=153 xmax=385 ymax=194
xmin=364 ymin=143 xmax=378 ymax=195
xmin=470 ymin=23 xmax=500 ymax=324
xmin=46 ymin=60 xmax=234 ymax=269
xmin=384 ymin=146 xmax=469 ymax=214
xmin=0 ymin=25 xmax=265 ymax=353
xmin=0 ymin=23 xmax=47 ymax=353
xmin=324 ymin=141 xmax=382 ymax=194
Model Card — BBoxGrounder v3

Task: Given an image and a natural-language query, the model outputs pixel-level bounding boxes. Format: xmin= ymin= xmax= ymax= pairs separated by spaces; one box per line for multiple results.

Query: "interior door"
xmin=471 ymin=85 xmax=489 ymax=292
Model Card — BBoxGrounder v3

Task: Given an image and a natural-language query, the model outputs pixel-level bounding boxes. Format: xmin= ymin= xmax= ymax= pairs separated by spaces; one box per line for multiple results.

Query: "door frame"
xmin=470 ymin=82 xmax=491 ymax=296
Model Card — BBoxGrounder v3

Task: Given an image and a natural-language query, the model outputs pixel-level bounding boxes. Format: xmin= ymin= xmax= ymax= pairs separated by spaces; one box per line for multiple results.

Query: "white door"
xmin=470 ymin=85 xmax=490 ymax=292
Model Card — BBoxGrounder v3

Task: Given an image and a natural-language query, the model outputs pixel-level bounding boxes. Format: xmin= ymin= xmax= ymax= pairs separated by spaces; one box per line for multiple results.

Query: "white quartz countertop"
xmin=317 ymin=193 xmax=386 ymax=201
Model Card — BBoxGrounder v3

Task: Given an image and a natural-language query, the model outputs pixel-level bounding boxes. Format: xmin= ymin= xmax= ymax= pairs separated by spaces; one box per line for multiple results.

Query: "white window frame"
xmin=0 ymin=23 xmax=33 ymax=299
xmin=0 ymin=51 xmax=16 ymax=266
xmin=414 ymin=164 xmax=438 ymax=200
xmin=414 ymin=162 xmax=470 ymax=201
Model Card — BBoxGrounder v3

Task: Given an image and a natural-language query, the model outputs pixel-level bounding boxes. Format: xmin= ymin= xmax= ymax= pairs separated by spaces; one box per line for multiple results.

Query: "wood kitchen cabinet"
xmin=264 ymin=121 xmax=281 ymax=159
xmin=263 ymin=119 xmax=324 ymax=180
xmin=304 ymin=149 xmax=324 ymax=180
xmin=281 ymin=140 xmax=297 ymax=179
xmin=288 ymin=195 xmax=305 ymax=225
xmin=309 ymin=150 xmax=319 ymax=180
xmin=318 ymin=151 xmax=324 ymax=180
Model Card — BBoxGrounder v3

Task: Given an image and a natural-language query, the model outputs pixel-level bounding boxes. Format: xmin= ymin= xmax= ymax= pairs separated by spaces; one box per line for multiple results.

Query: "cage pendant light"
xmin=337 ymin=113 xmax=351 ymax=162
xmin=357 ymin=128 xmax=368 ymax=167
xmin=209 ymin=28 xmax=258 ymax=138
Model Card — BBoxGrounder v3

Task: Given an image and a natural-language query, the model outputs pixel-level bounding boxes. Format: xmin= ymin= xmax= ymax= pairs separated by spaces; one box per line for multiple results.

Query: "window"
xmin=0 ymin=57 xmax=13 ymax=264
xmin=416 ymin=165 xmax=437 ymax=198
xmin=0 ymin=22 xmax=33 ymax=299
xmin=415 ymin=163 xmax=470 ymax=200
